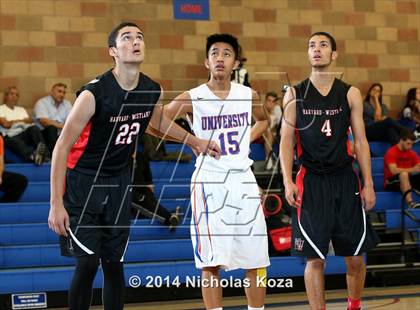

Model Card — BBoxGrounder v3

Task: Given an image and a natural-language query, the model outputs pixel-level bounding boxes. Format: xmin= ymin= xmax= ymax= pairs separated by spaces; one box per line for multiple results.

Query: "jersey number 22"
xmin=116 ymin=123 xmax=140 ymax=145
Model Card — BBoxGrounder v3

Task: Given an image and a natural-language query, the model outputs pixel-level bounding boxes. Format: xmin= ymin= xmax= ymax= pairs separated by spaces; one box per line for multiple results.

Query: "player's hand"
xmin=362 ymin=185 xmax=376 ymax=211
xmin=285 ymin=181 xmax=299 ymax=208
xmin=48 ymin=203 xmax=70 ymax=237
xmin=195 ymin=138 xmax=221 ymax=159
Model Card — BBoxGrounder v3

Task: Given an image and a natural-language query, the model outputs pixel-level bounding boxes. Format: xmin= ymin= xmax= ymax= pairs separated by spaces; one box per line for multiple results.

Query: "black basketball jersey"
xmin=68 ymin=69 xmax=161 ymax=177
xmin=294 ymin=78 xmax=353 ymax=174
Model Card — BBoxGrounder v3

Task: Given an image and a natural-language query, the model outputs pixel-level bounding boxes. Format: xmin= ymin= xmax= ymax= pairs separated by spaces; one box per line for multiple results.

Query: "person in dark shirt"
xmin=0 ymin=135 xmax=28 ymax=202
xmin=280 ymin=32 xmax=378 ymax=310
xmin=48 ymin=22 xmax=220 ymax=310
xmin=131 ymin=151 xmax=181 ymax=230
xmin=363 ymin=83 xmax=406 ymax=145
xmin=400 ymin=87 xmax=420 ymax=136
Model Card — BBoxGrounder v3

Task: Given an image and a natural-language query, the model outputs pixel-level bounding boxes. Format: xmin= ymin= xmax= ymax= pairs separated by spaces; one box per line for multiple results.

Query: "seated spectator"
xmin=131 ymin=152 xmax=181 ymax=230
xmin=34 ymin=83 xmax=72 ymax=153
xmin=384 ymin=129 xmax=420 ymax=208
xmin=263 ymin=91 xmax=282 ymax=170
xmin=231 ymin=45 xmax=251 ymax=87
xmin=400 ymin=88 xmax=420 ymax=140
xmin=363 ymin=83 xmax=406 ymax=145
xmin=0 ymin=135 xmax=28 ymax=202
xmin=0 ymin=86 xmax=47 ymax=164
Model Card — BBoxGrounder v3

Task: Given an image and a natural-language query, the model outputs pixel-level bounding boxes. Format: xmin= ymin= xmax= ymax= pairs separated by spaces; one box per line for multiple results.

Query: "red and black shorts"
xmin=291 ymin=165 xmax=379 ymax=259
xmin=60 ymin=169 xmax=132 ymax=262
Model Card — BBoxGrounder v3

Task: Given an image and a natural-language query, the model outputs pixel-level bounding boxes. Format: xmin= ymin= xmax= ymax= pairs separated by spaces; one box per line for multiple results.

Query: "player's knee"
xmin=102 ymin=260 xmax=124 ymax=274
xmin=76 ymin=255 xmax=100 ymax=276
xmin=345 ymin=256 xmax=365 ymax=273
xmin=203 ymin=266 xmax=220 ymax=275
xmin=245 ymin=268 xmax=264 ymax=278
xmin=306 ymin=258 xmax=325 ymax=270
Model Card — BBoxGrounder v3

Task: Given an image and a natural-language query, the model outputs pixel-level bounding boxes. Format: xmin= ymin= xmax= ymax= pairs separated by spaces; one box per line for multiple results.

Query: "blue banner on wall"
xmin=173 ymin=0 xmax=210 ymax=20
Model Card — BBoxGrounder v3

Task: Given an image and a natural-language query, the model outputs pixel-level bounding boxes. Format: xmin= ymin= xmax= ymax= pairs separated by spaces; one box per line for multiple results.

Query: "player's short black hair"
xmin=400 ymin=128 xmax=416 ymax=141
xmin=108 ymin=22 xmax=142 ymax=47
xmin=309 ymin=31 xmax=337 ymax=51
xmin=206 ymin=33 xmax=239 ymax=60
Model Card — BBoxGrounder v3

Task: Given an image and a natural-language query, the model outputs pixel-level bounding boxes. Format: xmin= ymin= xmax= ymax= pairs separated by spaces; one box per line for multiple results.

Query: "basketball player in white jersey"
xmin=163 ymin=34 xmax=270 ymax=310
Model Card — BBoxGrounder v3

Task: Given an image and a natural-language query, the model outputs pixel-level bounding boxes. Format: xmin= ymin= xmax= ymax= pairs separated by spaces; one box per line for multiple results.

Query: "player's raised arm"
xmin=48 ymin=90 xmax=95 ymax=236
xmin=147 ymin=90 xmax=221 ymax=158
xmin=280 ymin=86 xmax=298 ymax=206
xmin=349 ymin=86 xmax=376 ymax=210
xmin=250 ymin=90 xmax=269 ymax=142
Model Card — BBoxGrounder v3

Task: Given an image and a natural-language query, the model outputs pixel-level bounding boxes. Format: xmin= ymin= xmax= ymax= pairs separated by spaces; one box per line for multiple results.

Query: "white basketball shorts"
xmin=190 ymin=167 xmax=270 ymax=271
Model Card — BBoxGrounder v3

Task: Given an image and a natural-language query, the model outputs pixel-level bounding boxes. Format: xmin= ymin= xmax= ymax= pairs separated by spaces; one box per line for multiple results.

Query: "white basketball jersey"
xmin=189 ymin=82 xmax=253 ymax=172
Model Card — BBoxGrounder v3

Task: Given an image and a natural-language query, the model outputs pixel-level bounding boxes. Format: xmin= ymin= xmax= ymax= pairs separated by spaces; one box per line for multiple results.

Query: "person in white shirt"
xmin=163 ymin=33 xmax=270 ymax=310
xmin=0 ymin=86 xmax=47 ymax=164
xmin=34 ymin=83 xmax=72 ymax=153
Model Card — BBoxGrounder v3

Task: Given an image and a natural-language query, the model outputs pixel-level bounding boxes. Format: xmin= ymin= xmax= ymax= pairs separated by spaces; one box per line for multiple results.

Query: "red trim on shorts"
xmin=346 ymin=127 xmax=353 ymax=157
xmin=295 ymin=129 xmax=302 ymax=158
xmin=295 ymin=166 xmax=306 ymax=220
xmin=67 ymin=121 xmax=92 ymax=169
xmin=193 ymin=183 xmax=202 ymax=255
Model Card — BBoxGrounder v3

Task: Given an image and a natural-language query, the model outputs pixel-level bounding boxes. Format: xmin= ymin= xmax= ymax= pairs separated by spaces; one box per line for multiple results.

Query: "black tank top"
xmin=294 ymin=78 xmax=353 ymax=174
xmin=68 ymin=69 xmax=161 ymax=177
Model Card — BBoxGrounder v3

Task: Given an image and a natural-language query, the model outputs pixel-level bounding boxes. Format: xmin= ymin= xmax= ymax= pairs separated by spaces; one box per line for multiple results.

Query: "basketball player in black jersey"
xmin=280 ymin=32 xmax=379 ymax=310
xmin=48 ymin=22 xmax=220 ymax=310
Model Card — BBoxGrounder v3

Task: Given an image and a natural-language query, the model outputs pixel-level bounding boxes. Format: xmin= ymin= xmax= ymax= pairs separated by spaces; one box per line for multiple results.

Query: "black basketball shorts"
xmin=291 ymin=166 xmax=379 ymax=259
xmin=60 ymin=169 xmax=132 ymax=262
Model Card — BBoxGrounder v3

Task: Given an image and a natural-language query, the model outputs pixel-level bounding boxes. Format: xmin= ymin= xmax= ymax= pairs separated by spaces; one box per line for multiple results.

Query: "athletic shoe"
xmin=169 ymin=206 xmax=182 ymax=231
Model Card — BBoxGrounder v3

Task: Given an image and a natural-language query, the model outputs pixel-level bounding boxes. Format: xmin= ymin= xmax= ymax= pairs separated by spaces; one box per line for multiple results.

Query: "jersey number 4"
xmin=219 ymin=131 xmax=240 ymax=155
xmin=321 ymin=119 xmax=332 ymax=137
xmin=115 ymin=122 xmax=140 ymax=145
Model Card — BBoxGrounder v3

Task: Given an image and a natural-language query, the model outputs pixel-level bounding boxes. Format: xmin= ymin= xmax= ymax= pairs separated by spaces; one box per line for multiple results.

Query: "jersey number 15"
xmin=219 ymin=131 xmax=240 ymax=155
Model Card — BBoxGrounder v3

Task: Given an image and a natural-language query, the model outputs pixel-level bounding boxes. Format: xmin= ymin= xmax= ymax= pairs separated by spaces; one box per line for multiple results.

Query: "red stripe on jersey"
xmin=295 ymin=128 xmax=302 ymax=158
xmin=67 ymin=122 xmax=92 ymax=169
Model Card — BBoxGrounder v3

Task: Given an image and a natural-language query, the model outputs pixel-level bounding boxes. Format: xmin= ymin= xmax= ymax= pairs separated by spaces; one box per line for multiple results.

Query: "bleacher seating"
xmin=385 ymin=209 xmax=420 ymax=229
xmin=369 ymin=142 xmax=391 ymax=157
xmin=1 ymin=141 xmax=419 ymax=297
